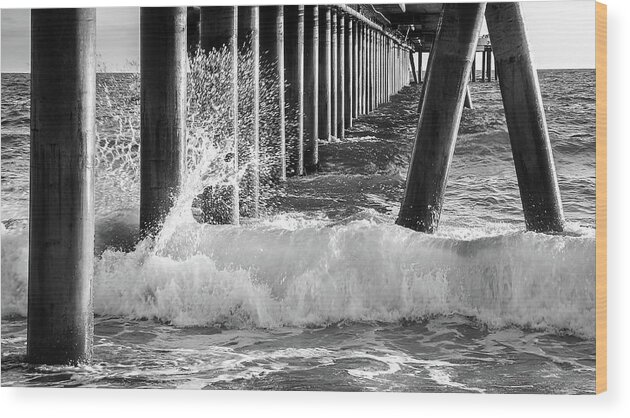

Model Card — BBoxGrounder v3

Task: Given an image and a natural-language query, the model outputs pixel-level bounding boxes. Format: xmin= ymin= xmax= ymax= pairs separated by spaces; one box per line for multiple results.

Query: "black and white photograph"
xmin=1 ymin=1 xmax=605 ymax=395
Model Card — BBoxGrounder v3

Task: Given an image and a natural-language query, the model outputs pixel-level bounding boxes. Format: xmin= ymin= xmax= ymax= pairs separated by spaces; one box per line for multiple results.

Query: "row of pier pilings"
xmin=470 ymin=46 xmax=498 ymax=82
xmin=27 ymin=3 xmax=564 ymax=365
xmin=26 ymin=5 xmax=414 ymax=365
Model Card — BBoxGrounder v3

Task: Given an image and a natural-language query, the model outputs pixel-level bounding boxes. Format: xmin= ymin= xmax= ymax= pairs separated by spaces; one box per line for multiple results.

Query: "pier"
xmin=27 ymin=3 xmax=563 ymax=364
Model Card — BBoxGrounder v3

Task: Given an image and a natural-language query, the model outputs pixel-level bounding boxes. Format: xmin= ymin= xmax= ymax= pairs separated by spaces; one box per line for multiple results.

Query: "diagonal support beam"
xmin=397 ymin=3 xmax=485 ymax=233
xmin=486 ymin=2 xmax=564 ymax=232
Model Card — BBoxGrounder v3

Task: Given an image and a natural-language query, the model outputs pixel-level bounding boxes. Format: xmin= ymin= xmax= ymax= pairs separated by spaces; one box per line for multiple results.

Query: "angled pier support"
xmin=486 ymin=2 xmax=564 ymax=232
xmin=28 ymin=8 xmax=96 ymax=365
xmin=410 ymin=50 xmax=418 ymax=84
xmin=397 ymin=3 xmax=485 ymax=233
xmin=464 ymin=85 xmax=473 ymax=109
xmin=140 ymin=7 xmax=187 ymax=236
xmin=284 ymin=6 xmax=305 ymax=175
xmin=199 ymin=6 xmax=239 ymax=224
xmin=304 ymin=5 xmax=319 ymax=172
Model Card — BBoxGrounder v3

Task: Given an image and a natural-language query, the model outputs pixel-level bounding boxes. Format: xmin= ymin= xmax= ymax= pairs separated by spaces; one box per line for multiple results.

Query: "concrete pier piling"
xmin=260 ymin=6 xmax=286 ymax=181
xmin=358 ymin=23 xmax=364 ymax=115
xmin=344 ymin=17 xmax=353 ymax=129
xmin=201 ymin=6 xmax=236 ymax=50
xmin=367 ymin=29 xmax=373 ymax=112
xmin=277 ymin=7 xmax=286 ymax=180
xmin=338 ymin=13 xmax=345 ymax=139
xmin=284 ymin=6 xmax=305 ymax=175
xmin=199 ymin=6 xmax=239 ymax=224
xmin=486 ymin=2 xmax=564 ymax=232
xmin=387 ymin=39 xmax=392 ymax=99
xmin=318 ymin=6 xmax=331 ymax=142
xmin=28 ymin=8 xmax=96 ymax=365
xmin=363 ymin=24 xmax=368 ymax=114
xmin=140 ymin=7 xmax=187 ymax=237
xmin=187 ymin=7 xmax=200 ymax=55
xmin=331 ymin=9 xmax=338 ymax=139
xmin=481 ymin=49 xmax=486 ymax=81
xmin=352 ymin=19 xmax=358 ymax=119
xmin=488 ymin=50 xmax=492 ymax=81
xmin=378 ymin=34 xmax=382 ymax=103
xmin=371 ymin=30 xmax=376 ymax=111
xmin=239 ymin=6 xmax=260 ymax=216
xmin=410 ymin=50 xmax=419 ymax=84
xmin=304 ymin=5 xmax=319 ymax=172
xmin=397 ymin=3 xmax=486 ymax=233
xmin=378 ymin=34 xmax=383 ymax=104
xmin=464 ymin=85 xmax=473 ymax=109
xmin=418 ymin=50 xmax=423 ymax=83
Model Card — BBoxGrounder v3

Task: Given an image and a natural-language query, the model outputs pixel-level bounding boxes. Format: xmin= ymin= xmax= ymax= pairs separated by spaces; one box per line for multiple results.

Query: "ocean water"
xmin=1 ymin=68 xmax=596 ymax=393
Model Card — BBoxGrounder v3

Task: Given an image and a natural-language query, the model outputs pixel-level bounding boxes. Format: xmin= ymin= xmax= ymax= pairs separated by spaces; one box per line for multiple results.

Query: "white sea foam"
xmin=1 ymin=216 xmax=596 ymax=338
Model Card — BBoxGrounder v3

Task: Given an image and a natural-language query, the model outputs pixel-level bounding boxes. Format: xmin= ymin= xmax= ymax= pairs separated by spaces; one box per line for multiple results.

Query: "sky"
xmin=1 ymin=1 xmax=595 ymax=72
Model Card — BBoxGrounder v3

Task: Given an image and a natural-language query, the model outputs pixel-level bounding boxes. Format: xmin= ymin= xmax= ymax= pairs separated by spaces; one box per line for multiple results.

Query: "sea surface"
xmin=1 ymin=69 xmax=596 ymax=393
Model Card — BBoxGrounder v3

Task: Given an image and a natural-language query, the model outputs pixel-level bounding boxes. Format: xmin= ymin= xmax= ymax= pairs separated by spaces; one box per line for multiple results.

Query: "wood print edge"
xmin=595 ymin=0 xmax=607 ymax=395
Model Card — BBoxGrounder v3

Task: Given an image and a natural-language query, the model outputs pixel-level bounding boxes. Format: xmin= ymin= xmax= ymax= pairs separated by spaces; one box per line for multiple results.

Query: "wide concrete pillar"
xmin=28 ymin=8 xmax=96 ymax=365
xmin=318 ymin=6 xmax=331 ymax=141
xmin=140 ymin=7 xmax=187 ymax=236
xmin=486 ymin=2 xmax=564 ymax=232
xmin=397 ymin=3 xmax=485 ymax=233
xmin=284 ymin=6 xmax=305 ymax=175
xmin=304 ymin=5 xmax=319 ymax=172
xmin=198 ymin=6 xmax=239 ymax=224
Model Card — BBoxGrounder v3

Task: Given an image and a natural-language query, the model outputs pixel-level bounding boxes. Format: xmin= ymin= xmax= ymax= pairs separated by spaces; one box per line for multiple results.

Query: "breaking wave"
xmin=1 ymin=216 xmax=596 ymax=338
